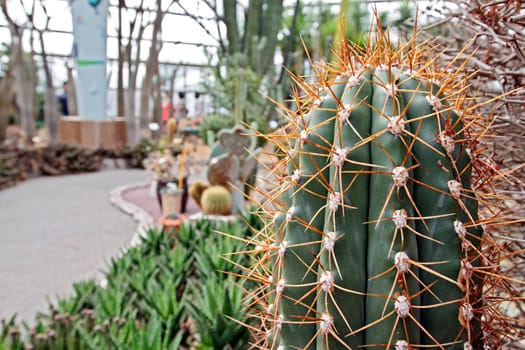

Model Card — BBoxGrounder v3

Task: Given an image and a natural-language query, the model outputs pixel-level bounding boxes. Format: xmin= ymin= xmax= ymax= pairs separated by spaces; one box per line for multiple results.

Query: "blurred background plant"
xmin=142 ymin=149 xmax=186 ymax=183
xmin=200 ymin=0 xmax=416 ymax=143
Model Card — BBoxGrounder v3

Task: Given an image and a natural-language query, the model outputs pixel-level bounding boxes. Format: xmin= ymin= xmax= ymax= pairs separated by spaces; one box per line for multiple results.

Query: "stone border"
xmin=187 ymin=211 xmax=237 ymax=223
xmin=108 ymin=182 xmax=156 ymax=248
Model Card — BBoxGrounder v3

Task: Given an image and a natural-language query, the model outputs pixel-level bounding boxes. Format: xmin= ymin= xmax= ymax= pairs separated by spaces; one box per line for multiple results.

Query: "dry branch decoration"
xmin=239 ymin=15 xmax=524 ymax=350
xmin=417 ymin=1 xmax=524 ymax=123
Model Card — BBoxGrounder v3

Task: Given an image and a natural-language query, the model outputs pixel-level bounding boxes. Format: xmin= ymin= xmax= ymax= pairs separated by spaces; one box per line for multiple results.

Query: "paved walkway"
xmin=0 ymin=168 xmax=146 ymax=324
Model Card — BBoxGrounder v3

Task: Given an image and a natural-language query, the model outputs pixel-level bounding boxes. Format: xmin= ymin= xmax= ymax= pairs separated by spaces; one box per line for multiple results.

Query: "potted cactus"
xmin=143 ymin=118 xmax=194 ymax=214
xmin=243 ymin=18 xmax=523 ymax=350
xmin=143 ymin=148 xmax=189 ymax=214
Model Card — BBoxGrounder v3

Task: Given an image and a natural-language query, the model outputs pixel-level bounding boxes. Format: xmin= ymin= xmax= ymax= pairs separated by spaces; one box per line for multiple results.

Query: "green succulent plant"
xmin=187 ymin=275 xmax=249 ymax=350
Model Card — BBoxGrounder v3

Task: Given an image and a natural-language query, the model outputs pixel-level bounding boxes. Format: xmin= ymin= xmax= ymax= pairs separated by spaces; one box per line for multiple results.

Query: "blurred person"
xmin=58 ymin=81 xmax=69 ymax=116
xmin=162 ymin=95 xmax=176 ymax=124
xmin=175 ymin=92 xmax=187 ymax=121
xmin=193 ymin=92 xmax=204 ymax=124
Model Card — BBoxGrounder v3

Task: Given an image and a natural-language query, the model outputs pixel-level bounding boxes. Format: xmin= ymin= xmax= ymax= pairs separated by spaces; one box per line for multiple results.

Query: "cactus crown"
xmin=243 ymin=17 xmax=523 ymax=350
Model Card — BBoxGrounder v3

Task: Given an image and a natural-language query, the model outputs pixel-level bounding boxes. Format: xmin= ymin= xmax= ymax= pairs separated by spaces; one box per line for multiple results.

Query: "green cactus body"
xmin=398 ymin=75 xmax=463 ymax=347
xmin=316 ymin=71 xmax=372 ymax=349
xmin=399 ymin=75 xmax=483 ymax=348
xmin=365 ymin=69 xmax=420 ymax=348
xmin=246 ymin=24 xmax=516 ymax=350
xmin=264 ymin=64 xmax=482 ymax=349
xmin=275 ymin=79 xmax=342 ymax=349
xmin=189 ymin=180 xmax=209 ymax=207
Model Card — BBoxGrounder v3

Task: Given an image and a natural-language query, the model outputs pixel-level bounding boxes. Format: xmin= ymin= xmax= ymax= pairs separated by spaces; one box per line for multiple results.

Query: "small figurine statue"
xmin=206 ymin=125 xmax=261 ymax=213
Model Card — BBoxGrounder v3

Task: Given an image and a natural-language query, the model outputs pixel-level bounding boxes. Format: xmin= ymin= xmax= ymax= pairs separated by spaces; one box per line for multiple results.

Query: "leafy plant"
xmin=198 ymin=113 xmax=234 ymax=144
xmin=51 ymin=279 xmax=98 ymax=315
xmin=0 ymin=316 xmax=23 ymax=350
xmin=116 ymin=313 xmax=184 ymax=350
xmin=194 ymin=227 xmax=245 ymax=278
xmin=187 ymin=275 xmax=248 ymax=350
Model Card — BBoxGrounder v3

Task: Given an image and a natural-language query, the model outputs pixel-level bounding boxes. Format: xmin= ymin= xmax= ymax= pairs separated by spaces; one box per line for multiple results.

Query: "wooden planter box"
xmin=60 ymin=117 xmax=127 ymax=149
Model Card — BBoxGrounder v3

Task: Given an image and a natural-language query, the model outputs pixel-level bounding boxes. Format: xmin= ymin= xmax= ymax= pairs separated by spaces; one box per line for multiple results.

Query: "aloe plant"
xmin=51 ymin=279 xmax=98 ymax=315
xmin=245 ymin=19 xmax=522 ymax=350
xmin=0 ymin=317 xmax=22 ymax=350
xmin=194 ymin=224 xmax=246 ymax=278
xmin=187 ymin=275 xmax=249 ymax=349
xmin=1 ymin=215 xmax=264 ymax=349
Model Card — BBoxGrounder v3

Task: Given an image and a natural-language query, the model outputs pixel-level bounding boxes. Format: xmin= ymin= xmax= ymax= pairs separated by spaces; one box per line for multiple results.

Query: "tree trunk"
xmin=168 ymin=68 xmax=177 ymax=120
xmin=66 ymin=63 xmax=78 ymax=116
xmin=126 ymin=82 xmax=137 ymax=145
xmin=138 ymin=0 xmax=163 ymax=137
xmin=125 ymin=0 xmax=147 ymax=145
xmin=39 ymin=31 xmax=59 ymax=144
xmin=12 ymin=34 xmax=37 ymax=143
xmin=0 ymin=61 xmax=14 ymax=143
xmin=0 ymin=95 xmax=9 ymax=143
xmin=117 ymin=0 xmax=125 ymax=117
xmin=44 ymin=88 xmax=58 ymax=143
xmin=138 ymin=74 xmax=153 ymax=136
xmin=152 ymin=73 xmax=163 ymax=140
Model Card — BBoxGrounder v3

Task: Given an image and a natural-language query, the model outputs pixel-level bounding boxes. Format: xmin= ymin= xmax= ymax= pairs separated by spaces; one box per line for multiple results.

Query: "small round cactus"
xmin=189 ymin=179 xmax=209 ymax=207
xmin=201 ymin=185 xmax=233 ymax=216
xmin=242 ymin=18 xmax=523 ymax=350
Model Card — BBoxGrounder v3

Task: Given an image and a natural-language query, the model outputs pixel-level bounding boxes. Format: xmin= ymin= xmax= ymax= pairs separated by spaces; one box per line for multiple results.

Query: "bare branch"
xmin=175 ymin=1 xmax=222 ymax=48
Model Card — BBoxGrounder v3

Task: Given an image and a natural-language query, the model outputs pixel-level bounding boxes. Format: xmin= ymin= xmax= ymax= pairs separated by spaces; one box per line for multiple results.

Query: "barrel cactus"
xmin=244 ymin=21 xmax=522 ymax=350
xmin=189 ymin=179 xmax=209 ymax=207
xmin=201 ymin=185 xmax=233 ymax=216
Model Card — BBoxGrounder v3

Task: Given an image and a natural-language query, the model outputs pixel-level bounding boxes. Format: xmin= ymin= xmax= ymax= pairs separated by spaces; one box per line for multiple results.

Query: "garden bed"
xmin=0 ymin=215 xmax=262 ymax=349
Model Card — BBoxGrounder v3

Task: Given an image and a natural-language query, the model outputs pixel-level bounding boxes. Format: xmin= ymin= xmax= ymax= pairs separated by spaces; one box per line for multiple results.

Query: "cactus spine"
xmin=245 ymin=21 xmax=521 ymax=350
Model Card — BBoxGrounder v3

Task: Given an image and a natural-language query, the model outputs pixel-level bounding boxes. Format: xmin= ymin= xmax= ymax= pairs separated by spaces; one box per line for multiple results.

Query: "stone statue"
xmin=207 ymin=125 xmax=261 ymax=213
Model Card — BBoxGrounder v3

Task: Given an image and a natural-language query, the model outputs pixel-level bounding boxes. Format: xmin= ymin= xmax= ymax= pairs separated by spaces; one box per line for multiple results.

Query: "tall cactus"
xmin=244 ymin=19 xmax=522 ymax=350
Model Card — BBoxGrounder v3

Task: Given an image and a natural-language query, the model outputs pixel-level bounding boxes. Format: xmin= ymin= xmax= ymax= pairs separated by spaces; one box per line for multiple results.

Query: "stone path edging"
xmin=109 ymin=182 xmax=156 ymax=248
